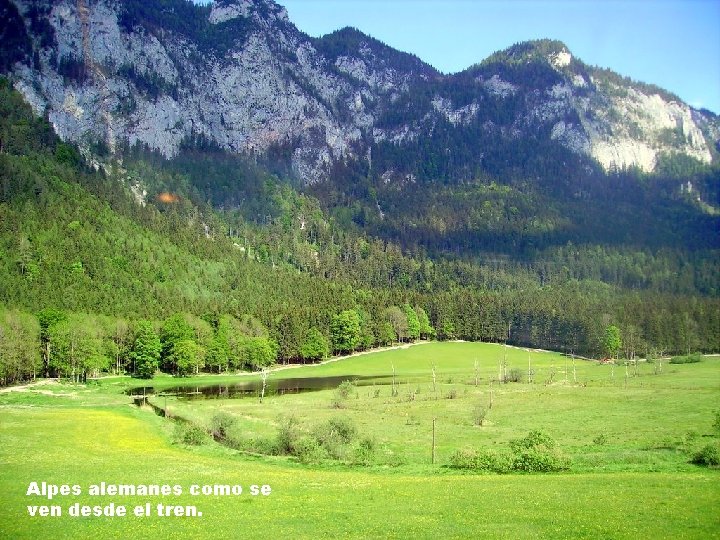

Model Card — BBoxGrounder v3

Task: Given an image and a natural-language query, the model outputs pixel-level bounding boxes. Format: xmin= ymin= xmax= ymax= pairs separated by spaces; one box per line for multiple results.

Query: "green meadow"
xmin=1 ymin=342 xmax=719 ymax=539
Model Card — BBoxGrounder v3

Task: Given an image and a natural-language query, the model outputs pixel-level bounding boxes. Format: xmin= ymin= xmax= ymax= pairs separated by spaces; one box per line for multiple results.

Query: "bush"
xmin=211 ymin=411 xmax=236 ymax=439
xmin=669 ymin=353 xmax=703 ymax=364
xmin=275 ymin=415 xmax=300 ymax=455
xmin=691 ymin=443 xmax=720 ymax=467
xmin=451 ymin=430 xmax=569 ymax=474
xmin=509 ymin=430 xmax=569 ymax=472
xmin=449 ymin=448 xmax=480 ymax=469
xmin=473 ymin=404 xmax=488 ymax=426
xmin=292 ymin=436 xmax=328 ymax=464
xmin=331 ymin=380 xmax=355 ymax=408
xmin=174 ymin=423 xmax=208 ymax=446
xmin=512 ymin=448 xmax=569 ymax=473
xmin=313 ymin=417 xmax=357 ymax=459
xmin=503 ymin=368 xmax=523 ymax=383
xmin=350 ymin=437 xmax=377 ymax=466
xmin=448 ymin=448 xmax=512 ymax=473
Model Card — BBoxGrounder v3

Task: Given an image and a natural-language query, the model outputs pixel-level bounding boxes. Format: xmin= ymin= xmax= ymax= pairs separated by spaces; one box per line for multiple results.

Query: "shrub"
xmin=313 ymin=417 xmax=357 ymax=459
xmin=448 ymin=448 xmax=512 ymax=473
xmin=275 ymin=415 xmax=300 ymax=455
xmin=503 ymin=368 xmax=523 ymax=383
xmin=350 ymin=437 xmax=377 ymax=466
xmin=331 ymin=380 xmax=355 ymax=408
xmin=669 ymin=353 xmax=703 ymax=364
xmin=509 ymin=430 xmax=556 ymax=453
xmin=292 ymin=435 xmax=328 ymax=464
xmin=509 ymin=430 xmax=569 ymax=472
xmin=473 ymin=404 xmax=488 ymax=426
xmin=512 ymin=448 xmax=569 ymax=473
xmin=445 ymin=387 xmax=458 ymax=399
xmin=211 ymin=411 xmax=236 ymax=439
xmin=174 ymin=423 xmax=208 ymax=446
xmin=691 ymin=443 xmax=720 ymax=467
xmin=449 ymin=448 xmax=480 ymax=469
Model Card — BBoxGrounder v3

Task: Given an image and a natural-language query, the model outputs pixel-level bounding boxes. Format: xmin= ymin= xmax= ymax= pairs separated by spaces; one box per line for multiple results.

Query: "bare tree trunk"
xmin=260 ymin=368 xmax=268 ymax=403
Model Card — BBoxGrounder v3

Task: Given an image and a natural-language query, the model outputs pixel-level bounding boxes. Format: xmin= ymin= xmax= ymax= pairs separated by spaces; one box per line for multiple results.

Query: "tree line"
xmin=0 ymin=304 xmax=435 ymax=384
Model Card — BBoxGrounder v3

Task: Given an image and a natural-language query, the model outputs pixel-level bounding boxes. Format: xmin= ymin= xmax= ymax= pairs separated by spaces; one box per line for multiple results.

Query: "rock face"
xmin=3 ymin=0 xmax=719 ymax=183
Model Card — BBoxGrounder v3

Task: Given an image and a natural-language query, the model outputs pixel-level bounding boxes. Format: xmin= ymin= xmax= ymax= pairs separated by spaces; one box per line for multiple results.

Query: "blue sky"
xmin=196 ymin=0 xmax=720 ymax=113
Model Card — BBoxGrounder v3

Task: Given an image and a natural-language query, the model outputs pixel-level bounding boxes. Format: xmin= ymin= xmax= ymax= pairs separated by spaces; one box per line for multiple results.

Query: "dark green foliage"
xmin=299 ymin=327 xmax=329 ymax=362
xmin=130 ymin=321 xmax=161 ymax=379
xmin=691 ymin=443 xmax=720 ymax=468
xmin=0 ymin=78 xmax=718 ymax=387
xmin=118 ymin=0 xmax=252 ymax=59
xmin=174 ymin=422 xmax=208 ymax=446
xmin=275 ymin=415 xmax=300 ymax=455
xmin=312 ymin=417 xmax=358 ymax=459
xmin=669 ymin=353 xmax=703 ymax=364
xmin=330 ymin=310 xmax=361 ymax=354
xmin=450 ymin=430 xmax=569 ymax=473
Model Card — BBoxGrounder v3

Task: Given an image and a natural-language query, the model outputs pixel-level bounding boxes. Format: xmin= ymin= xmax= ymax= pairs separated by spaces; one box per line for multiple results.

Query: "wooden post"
xmin=391 ymin=364 xmax=398 ymax=397
xmin=431 ymin=417 xmax=436 ymax=465
xmin=572 ymin=352 xmax=577 ymax=384
xmin=474 ymin=359 xmax=479 ymax=386
xmin=527 ymin=351 xmax=530 ymax=384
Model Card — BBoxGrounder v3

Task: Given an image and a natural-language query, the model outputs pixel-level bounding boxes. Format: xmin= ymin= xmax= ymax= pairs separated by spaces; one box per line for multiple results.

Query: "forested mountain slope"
xmin=0 ymin=1 xmax=718 ymax=383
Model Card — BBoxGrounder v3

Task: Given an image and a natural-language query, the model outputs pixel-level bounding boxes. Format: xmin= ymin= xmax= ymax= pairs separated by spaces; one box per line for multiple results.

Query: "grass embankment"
xmin=1 ymin=342 xmax=719 ymax=539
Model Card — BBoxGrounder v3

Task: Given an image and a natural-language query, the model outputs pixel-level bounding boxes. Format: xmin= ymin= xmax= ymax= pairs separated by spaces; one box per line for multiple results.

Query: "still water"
xmin=128 ymin=374 xmax=391 ymax=400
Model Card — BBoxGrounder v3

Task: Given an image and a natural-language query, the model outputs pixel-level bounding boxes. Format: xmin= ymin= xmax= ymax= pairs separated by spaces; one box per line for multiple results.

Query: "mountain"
xmin=2 ymin=0 xmax=718 ymax=186
xmin=0 ymin=1 xmax=719 ymax=378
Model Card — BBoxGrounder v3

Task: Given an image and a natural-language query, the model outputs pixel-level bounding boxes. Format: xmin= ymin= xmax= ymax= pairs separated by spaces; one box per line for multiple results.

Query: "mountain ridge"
xmin=1 ymin=0 xmax=718 ymax=185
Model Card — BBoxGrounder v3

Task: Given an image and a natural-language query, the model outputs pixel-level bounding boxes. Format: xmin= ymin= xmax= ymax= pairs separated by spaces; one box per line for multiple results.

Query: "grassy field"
xmin=1 ymin=342 xmax=719 ymax=539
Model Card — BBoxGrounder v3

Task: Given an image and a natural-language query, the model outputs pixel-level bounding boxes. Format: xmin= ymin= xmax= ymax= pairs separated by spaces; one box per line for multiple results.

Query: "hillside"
xmin=0 ymin=1 xmax=718 ymax=384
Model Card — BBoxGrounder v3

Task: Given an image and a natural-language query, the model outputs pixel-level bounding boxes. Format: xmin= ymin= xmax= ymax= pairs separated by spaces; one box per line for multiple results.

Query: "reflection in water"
xmin=128 ymin=374 xmax=391 ymax=400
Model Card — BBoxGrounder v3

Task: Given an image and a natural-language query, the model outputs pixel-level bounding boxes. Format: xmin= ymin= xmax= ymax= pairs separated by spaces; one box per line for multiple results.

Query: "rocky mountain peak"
xmin=209 ymin=0 xmax=288 ymax=25
xmin=2 ymin=1 xmax=718 ymax=183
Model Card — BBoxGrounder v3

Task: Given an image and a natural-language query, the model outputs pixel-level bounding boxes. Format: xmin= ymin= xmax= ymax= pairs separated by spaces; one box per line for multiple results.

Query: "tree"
xmin=0 ymin=310 xmax=40 ymax=384
xmin=416 ymin=306 xmax=435 ymax=340
xmin=244 ymin=337 xmax=276 ymax=369
xmin=602 ymin=325 xmax=622 ymax=360
xmin=48 ymin=315 xmax=108 ymax=382
xmin=130 ymin=320 xmax=161 ymax=379
xmin=384 ymin=306 xmax=408 ymax=342
xmin=403 ymin=304 xmax=421 ymax=341
xmin=160 ymin=313 xmax=194 ymax=373
xmin=170 ymin=339 xmax=204 ymax=376
xmin=299 ymin=327 xmax=329 ymax=362
xmin=378 ymin=322 xmax=396 ymax=346
xmin=330 ymin=309 xmax=361 ymax=354
xmin=36 ymin=308 xmax=66 ymax=377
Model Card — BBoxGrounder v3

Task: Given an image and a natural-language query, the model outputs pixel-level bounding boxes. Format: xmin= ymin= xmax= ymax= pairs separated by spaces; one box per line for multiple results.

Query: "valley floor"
xmin=1 ymin=342 xmax=718 ymax=539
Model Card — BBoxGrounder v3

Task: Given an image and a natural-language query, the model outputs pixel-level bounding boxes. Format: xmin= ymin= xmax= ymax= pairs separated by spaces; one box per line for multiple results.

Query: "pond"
xmin=127 ymin=374 xmax=392 ymax=400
